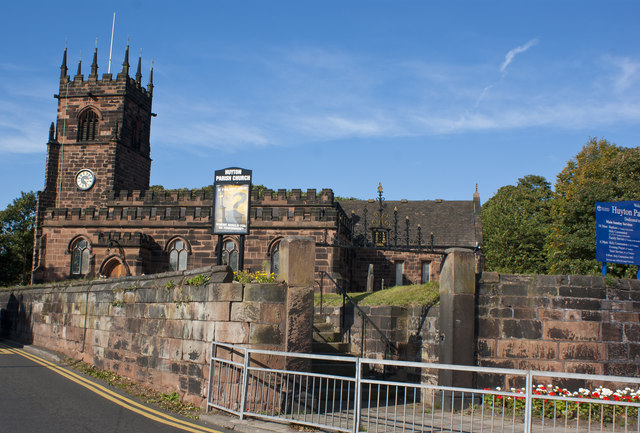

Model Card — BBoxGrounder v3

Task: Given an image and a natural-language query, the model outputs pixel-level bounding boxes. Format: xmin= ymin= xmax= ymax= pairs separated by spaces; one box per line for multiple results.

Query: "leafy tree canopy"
xmin=548 ymin=138 xmax=640 ymax=276
xmin=482 ymin=138 xmax=640 ymax=277
xmin=482 ymin=175 xmax=553 ymax=274
xmin=0 ymin=191 xmax=36 ymax=286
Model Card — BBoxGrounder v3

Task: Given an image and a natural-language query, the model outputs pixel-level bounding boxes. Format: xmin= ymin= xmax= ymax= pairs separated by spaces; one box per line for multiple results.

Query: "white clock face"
xmin=75 ymin=169 xmax=95 ymax=190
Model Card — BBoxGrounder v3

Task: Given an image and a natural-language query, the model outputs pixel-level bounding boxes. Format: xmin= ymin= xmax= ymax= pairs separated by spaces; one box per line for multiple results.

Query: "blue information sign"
xmin=595 ymin=201 xmax=640 ymax=267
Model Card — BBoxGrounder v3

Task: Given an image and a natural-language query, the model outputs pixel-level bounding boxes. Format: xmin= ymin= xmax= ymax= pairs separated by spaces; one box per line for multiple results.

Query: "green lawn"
xmin=315 ymin=282 xmax=439 ymax=307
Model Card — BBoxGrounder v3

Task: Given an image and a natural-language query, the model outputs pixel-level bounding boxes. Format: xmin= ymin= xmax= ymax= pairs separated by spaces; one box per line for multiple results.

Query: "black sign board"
xmin=213 ymin=167 xmax=252 ymax=235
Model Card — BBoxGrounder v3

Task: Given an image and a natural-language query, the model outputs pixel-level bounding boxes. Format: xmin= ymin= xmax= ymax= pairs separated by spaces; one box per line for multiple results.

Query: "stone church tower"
xmin=40 ymin=45 xmax=154 ymax=210
xmin=32 ymin=45 xmax=155 ymax=282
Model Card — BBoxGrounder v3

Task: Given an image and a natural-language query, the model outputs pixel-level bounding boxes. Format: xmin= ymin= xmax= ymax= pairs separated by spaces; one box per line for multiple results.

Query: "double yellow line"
xmin=0 ymin=343 xmax=224 ymax=433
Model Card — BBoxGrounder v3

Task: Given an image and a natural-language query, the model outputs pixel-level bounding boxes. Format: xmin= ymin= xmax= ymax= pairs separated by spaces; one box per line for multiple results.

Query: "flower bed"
xmin=483 ymin=385 xmax=640 ymax=424
xmin=233 ymin=270 xmax=277 ymax=284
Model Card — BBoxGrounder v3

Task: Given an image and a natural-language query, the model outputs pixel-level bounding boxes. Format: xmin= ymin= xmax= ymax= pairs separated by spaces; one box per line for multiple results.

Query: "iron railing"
xmin=208 ymin=341 xmax=640 ymax=433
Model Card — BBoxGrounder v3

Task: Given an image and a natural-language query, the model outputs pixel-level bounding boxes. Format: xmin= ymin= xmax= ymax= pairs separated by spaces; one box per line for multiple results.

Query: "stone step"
xmin=312 ymin=341 xmax=352 ymax=355
xmin=312 ymin=360 xmax=356 ymax=378
xmin=313 ymin=321 xmax=335 ymax=332
xmin=313 ymin=331 xmax=342 ymax=343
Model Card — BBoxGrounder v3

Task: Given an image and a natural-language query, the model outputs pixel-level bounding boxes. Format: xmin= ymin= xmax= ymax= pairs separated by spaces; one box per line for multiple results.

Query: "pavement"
xmin=199 ymin=412 xmax=303 ymax=433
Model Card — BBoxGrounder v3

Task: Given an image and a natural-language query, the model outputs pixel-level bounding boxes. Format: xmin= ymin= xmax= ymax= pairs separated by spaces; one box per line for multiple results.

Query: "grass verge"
xmin=315 ymin=282 xmax=439 ymax=307
xmin=62 ymin=358 xmax=201 ymax=419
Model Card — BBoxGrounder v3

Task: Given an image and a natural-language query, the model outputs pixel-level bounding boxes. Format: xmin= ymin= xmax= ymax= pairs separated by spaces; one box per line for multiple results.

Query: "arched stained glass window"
xmin=270 ymin=242 xmax=280 ymax=276
xmin=169 ymin=239 xmax=188 ymax=271
xmin=71 ymin=238 xmax=90 ymax=276
xmin=221 ymin=239 xmax=239 ymax=272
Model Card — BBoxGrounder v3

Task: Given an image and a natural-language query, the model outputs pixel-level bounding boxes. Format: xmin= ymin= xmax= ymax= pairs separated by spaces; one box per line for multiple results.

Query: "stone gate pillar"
xmin=438 ymin=247 xmax=476 ymax=391
xmin=279 ymin=236 xmax=315 ymax=354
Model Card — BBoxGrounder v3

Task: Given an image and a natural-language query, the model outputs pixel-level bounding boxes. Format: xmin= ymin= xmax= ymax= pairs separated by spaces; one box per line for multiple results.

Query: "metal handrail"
xmin=320 ymin=271 xmax=398 ymax=356
xmin=209 ymin=340 xmax=640 ymax=433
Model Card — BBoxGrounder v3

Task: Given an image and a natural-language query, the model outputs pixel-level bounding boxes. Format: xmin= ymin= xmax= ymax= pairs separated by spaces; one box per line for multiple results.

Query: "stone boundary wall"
xmin=315 ymin=269 xmax=640 ymax=383
xmin=317 ymin=304 xmax=439 ymax=363
xmin=476 ymin=273 xmax=640 ymax=377
xmin=0 ymin=265 xmax=303 ymax=407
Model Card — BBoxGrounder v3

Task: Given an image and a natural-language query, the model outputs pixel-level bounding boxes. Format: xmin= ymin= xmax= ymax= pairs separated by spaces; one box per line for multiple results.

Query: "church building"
xmin=31 ymin=45 xmax=483 ymax=292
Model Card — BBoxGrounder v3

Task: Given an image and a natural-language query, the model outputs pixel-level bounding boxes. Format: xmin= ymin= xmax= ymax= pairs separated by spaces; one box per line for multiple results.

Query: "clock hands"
xmin=76 ymin=169 xmax=95 ymax=190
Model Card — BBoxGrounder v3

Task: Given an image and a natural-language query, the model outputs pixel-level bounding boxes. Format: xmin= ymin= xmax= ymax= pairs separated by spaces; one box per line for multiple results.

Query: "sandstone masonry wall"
xmin=315 ymin=271 xmax=640 ymax=382
xmin=476 ymin=273 xmax=640 ymax=377
xmin=317 ymin=304 xmax=439 ymax=363
xmin=0 ymin=265 xmax=302 ymax=407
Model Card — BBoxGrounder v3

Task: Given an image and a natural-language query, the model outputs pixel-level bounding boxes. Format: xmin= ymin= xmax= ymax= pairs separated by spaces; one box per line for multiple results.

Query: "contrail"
xmin=500 ymin=38 xmax=539 ymax=73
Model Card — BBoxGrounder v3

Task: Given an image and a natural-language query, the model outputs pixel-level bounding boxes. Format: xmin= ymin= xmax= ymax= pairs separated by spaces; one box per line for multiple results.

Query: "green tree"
xmin=548 ymin=138 xmax=640 ymax=276
xmin=0 ymin=191 xmax=36 ymax=286
xmin=482 ymin=175 xmax=553 ymax=274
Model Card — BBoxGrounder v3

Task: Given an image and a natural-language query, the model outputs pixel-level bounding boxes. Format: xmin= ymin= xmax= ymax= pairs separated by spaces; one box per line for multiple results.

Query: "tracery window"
xmin=71 ymin=238 xmax=91 ymax=276
xmin=270 ymin=241 xmax=280 ymax=276
xmin=221 ymin=239 xmax=239 ymax=272
xmin=77 ymin=109 xmax=99 ymax=141
xmin=168 ymin=239 xmax=189 ymax=271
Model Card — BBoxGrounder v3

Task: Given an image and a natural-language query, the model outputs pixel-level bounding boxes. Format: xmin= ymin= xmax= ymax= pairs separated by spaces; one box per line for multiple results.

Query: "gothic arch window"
xmin=167 ymin=237 xmax=190 ymax=272
xmin=69 ymin=237 xmax=91 ymax=276
xmin=268 ymin=239 xmax=281 ymax=276
xmin=221 ymin=238 xmax=239 ymax=272
xmin=77 ymin=108 xmax=99 ymax=142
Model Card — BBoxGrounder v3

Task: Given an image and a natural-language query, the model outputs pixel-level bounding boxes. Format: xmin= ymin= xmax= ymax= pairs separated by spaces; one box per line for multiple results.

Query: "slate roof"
xmin=337 ymin=196 xmax=482 ymax=249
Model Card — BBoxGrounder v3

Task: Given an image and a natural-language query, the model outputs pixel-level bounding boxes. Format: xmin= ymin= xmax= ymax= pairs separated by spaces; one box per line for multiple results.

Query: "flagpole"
xmin=108 ymin=12 xmax=115 ymax=73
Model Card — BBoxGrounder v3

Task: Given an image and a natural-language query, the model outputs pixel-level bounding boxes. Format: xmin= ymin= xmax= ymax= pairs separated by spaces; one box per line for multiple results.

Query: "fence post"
xmin=239 ymin=348 xmax=250 ymax=420
xmin=524 ymin=370 xmax=533 ymax=433
xmin=353 ymin=357 xmax=362 ymax=433
xmin=206 ymin=342 xmax=216 ymax=411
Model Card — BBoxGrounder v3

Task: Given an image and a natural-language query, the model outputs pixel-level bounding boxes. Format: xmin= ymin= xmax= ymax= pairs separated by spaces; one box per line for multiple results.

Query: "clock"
xmin=75 ymin=169 xmax=95 ymax=190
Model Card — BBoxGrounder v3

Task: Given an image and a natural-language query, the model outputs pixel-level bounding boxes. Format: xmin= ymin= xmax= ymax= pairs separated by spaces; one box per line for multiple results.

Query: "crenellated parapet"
xmin=58 ymin=46 xmax=153 ymax=102
xmin=251 ymin=188 xmax=334 ymax=204
xmin=53 ymin=45 xmax=154 ymax=157
xmin=105 ymin=189 xmax=214 ymax=204
xmin=40 ymin=187 xmax=347 ymax=225
xmin=44 ymin=205 xmax=212 ymax=222
xmin=96 ymin=231 xmax=153 ymax=248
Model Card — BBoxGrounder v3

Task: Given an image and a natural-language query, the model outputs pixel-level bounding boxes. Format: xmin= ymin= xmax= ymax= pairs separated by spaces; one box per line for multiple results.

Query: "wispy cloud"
xmin=0 ymin=98 xmax=50 ymax=153
xmin=606 ymin=56 xmax=640 ymax=93
xmin=500 ymin=38 xmax=539 ymax=74
xmin=474 ymin=84 xmax=494 ymax=108
xmin=475 ymin=38 xmax=539 ymax=107
xmin=4 ymin=41 xmax=640 ymax=156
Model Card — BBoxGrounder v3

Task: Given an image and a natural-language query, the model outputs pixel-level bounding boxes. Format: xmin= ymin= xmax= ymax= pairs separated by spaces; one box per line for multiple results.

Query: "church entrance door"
xmin=101 ymin=258 xmax=128 ymax=279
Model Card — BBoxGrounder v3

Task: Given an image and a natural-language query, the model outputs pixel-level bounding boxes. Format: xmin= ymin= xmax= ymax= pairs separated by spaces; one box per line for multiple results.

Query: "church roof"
xmin=337 ymin=197 xmax=482 ymax=249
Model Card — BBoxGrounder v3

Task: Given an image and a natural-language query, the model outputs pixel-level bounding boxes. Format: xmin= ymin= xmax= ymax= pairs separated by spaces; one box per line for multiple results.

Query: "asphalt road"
xmin=0 ymin=341 xmax=232 ymax=433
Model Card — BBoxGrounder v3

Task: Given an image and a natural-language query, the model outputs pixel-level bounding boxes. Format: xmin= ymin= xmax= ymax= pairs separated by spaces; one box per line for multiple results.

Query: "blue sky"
xmin=1 ymin=1 xmax=639 ymax=209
